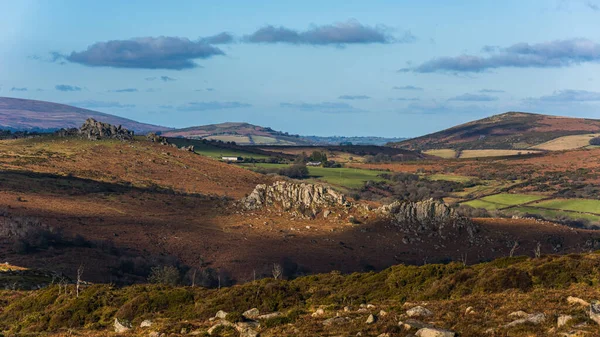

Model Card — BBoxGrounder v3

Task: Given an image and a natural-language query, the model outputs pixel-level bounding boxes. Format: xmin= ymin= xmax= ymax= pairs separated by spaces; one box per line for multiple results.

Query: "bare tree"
xmin=459 ymin=253 xmax=468 ymax=266
xmin=191 ymin=268 xmax=197 ymax=287
xmin=509 ymin=241 xmax=519 ymax=258
xmin=272 ymin=263 xmax=283 ymax=280
xmin=534 ymin=242 xmax=541 ymax=258
xmin=76 ymin=264 xmax=84 ymax=298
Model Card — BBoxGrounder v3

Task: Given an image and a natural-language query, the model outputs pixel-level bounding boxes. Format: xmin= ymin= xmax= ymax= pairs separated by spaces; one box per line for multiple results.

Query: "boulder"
xmin=415 ymin=327 xmax=456 ymax=337
xmin=257 ymin=312 xmax=282 ymax=320
xmin=243 ymin=308 xmax=260 ymax=320
xmin=235 ymin=321 xmax=260 ymax=337
xmin=503 ymin=313 xmax=546 ymax=328
xmin=140 ymin=319 xmax=153 ymax=328
xmin=322 ymin=317 xmax=349 ymax=326
xmin=399 ymin=319 xmax=432 ymax=331
xmin=567 ymin=296 xmax=590 ymax=307
xmin=406 ymin=306 xmax=434 ymax=318
xmin=589 ymin=301 xmax=600 ymax=326
xmin=311 ymin=308 xmax=325 ymax=317
xmin=366 ymin=314 xmax=376 ymax=324
xmin=207 ymin=321 xmax=234 ymax=335
xmin=557 ymin=315 xmax=573 ymax=328
xmin=114 ymin=317 xmax=132 ymax=333
xmin=215 ymin=310 xmax=228 ymax=319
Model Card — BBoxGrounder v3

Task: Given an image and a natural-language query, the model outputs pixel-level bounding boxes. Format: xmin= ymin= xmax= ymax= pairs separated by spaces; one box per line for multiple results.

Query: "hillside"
xmin=2 ymin=253 xmax=600 ymax=336
xmin=0 ymin=97 xmax=170 ymax=133
xmin=392 ymin=112 xmax=600 ymax=152
xmin=161 ymin=122 xmax=314 ymax=145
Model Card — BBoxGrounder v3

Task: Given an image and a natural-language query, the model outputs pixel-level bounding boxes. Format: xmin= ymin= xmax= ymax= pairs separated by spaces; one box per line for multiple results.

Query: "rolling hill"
xmin=161 ymin=122 xmax=315 ymax=145
xmin=0 ymin=97 xmax=170 ymax=133
xmin=392 ymin=111 xmax=600 ymax=152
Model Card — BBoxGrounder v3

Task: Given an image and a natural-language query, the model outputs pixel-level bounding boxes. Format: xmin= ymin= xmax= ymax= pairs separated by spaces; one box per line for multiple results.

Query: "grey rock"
xmin=79 ymin=118 xmax=134 ymax=141
xmin=257 ymin=312 xmax=282 ymax=320
xmin=240 ymin=181 xmax=351 ymax=217
xmin=589 ymin=301 xmax=600 ymax=326
xmin=557 ymin=315 xmax=573 ymax=328
xmin=366 ymin=314 xmax=376 ymax=324
xmin=406 ymin=306 xmax=434 ymax=318
xmin=415 ymin=327 xmax=456 ymax=337
xmin=503 ymin=313 xmax=546 ymax=328
xmin=567 ymin=296 xmax=590 ymax=307
xmin=508 ymin=311 xmax=529 ymax=319
xmin=207 ymin=321 xmax=234 ymax=335
xmin=114 ymin=317 xmax=132 ymax=333
xmin=399 ymin=319 xmax=432 ymax=331
xmin=215 ymin=310 xmax=228 ymax=319
xmin=322 ymin=317 xmax=349 ymax=326
xmin=243 ymin=308 xmax=260 ymax=319
xmin=140 ymin=319 xmax=153 ymax=328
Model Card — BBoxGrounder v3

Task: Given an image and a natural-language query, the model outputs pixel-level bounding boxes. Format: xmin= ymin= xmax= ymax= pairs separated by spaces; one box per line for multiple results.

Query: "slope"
xmin=392 ymin=111 xmax=600 ymax=151
xmin=0 ymin=97 xmax=171 ymax=133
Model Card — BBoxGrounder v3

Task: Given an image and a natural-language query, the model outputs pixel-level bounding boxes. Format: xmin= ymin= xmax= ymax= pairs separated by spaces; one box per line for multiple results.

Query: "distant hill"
xmin=162 ymin=122 xmax=315 ymax=145
xmin=392 ymin=112 xmax=600 ymax=151
xmin=303 ymin=135 xmax=407 ymax=146
xmin=163 ymin=122 xmax=406 ymax=146
xmin=0 ymin=97 xmax=170 ymax=133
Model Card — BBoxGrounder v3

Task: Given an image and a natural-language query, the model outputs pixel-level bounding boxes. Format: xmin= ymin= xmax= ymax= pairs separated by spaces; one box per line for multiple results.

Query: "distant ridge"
xmin=0 ymin=97 xmax=171 ymax=133
xmin=392 ymin=111 xmax=600 ymax=151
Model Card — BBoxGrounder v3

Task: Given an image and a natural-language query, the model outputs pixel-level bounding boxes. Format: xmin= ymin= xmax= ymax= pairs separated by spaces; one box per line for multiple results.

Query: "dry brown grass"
xmin=460 ymin=149 xmax=542 ymax=158
xmin=532 ymin=133 xmax=598 ymax=151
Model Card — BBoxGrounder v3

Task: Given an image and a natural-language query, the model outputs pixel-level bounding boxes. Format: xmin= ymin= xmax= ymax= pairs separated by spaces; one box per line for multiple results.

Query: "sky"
xmin=1 ymin=0 xmax=600 ymax=137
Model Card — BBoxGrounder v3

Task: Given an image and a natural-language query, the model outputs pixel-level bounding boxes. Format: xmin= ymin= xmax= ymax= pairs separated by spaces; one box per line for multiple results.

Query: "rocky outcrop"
xmin=57 ymin=118 xmax=134 ymax=141
xmin=240 ymin=181 xmax=351 ymax=217
xmin=147 ymin=132 xmax=169 ymax=145
xmin=377 ymin=199 xmax=478 ymax=239
xmin=79 ymin=118 xmax=134 ymax=140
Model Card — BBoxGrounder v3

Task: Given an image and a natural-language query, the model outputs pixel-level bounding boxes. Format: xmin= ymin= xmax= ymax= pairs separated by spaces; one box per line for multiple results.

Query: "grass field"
xmin=463 ymin=193 xmax=546 ymax=210
xmin=533 ymin=198 xmax=600 ymax=214
xmin=508 ymin=206 xmax=600 ymax=224
xmin=459 ymin=149 xmax=542 ymax=158
xmin=240 ymin=163 xmax=387 ymax=188
xmin=424 ymin=149 xmax=456 ymax=158
xmin=427 ymin=173 xmax=474 ymax=183
xmin=532 ymin=134 xmax=597 ymax=151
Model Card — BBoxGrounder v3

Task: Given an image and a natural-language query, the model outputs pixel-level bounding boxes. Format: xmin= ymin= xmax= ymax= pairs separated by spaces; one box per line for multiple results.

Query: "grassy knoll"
xmin=534 ymin=198 xmax=600 ymax=214
xmin=532 ymin=134 xmax=597 ymax=151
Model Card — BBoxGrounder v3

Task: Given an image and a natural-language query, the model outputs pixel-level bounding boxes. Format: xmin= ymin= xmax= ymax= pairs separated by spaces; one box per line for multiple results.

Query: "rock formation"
xmin=79 ymin=118 xmax=134 ymax=140
xmin=56 ymin=118 xmax=134 ymax=140
xmin=147 ymin=132 xmax=169 ymax=145
xmin=377 ymin=199 xmax=478 ymax=239
xmin=240 ymin=181 xmax=351 ymax=217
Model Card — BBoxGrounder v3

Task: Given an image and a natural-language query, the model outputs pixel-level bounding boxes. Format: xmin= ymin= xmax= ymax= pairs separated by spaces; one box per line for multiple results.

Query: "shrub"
xmin=148 ymin=266 xmax=180 ymax=286
xmin=590 ymin=137 xmax=600 ymax=146
xmin=278 ymin=164 xmax=309 ymax=179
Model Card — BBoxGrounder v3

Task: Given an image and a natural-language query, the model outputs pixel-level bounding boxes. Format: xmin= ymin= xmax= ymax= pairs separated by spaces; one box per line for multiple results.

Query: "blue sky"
xmin=1 ymin=0 xmax=600 ymax=137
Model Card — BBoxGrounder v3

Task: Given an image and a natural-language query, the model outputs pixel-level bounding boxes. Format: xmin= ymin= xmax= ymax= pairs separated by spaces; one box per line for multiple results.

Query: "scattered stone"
xmin=379 ymin=310 xmax=387 ymax=316
xmin=508 ymin=311 xmax=529 ymax=319
xmin=558 ymin=315 xmax=573 ymax=328
xmin=406 ymin=306 xmax=434 ymax=318
xmin=215 ymin=310 xmax=228 ymax=319
xmin=235 ymin=321 xmax=260 ymax=337
xmin=568 ymin=296 xmax=590 ymax=307
xmin=148 ymin=332 xmax=164 ymax=337
xmin=243 ymin=308 xmax=260 ymax=320
xmin=377 ymin=334 xmax=391 ymax=337
xmin=366 ymin=304 xmax=376 ymax=309
xmin=415 ymin=327 xmax=456 ymax=337
xmin=589 ymin=301 xmax=600 ymax=326
xmin=312 ymin=308 xmax=325 ymax=317
xmin=366 ymin=314 xmax=376 ymax=324
xmin=399 ymin=319 xmax=432 ymax=331
xmin=344 ymin=306 xmax=351 ymax=312
xmin=503 ymin=313 xmax=546 ymax=328
xmin=465 ymin=306 xmax=476 ymax=315
xmin=207 ymin=321 xmax=234 ymax=335
xmin=322 ymin=317 xmax=349 ymax=326
xmin=140 ymin=319 xmax=153 ymax=328
xmin=257 ymin=312 xmax=282 ymax=320
xmin=114 ymin=317 xmax=132 ymax=333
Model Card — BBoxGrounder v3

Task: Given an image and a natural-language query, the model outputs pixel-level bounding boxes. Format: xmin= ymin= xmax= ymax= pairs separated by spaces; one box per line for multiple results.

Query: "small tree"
xmin=148 ymin=265 xmax=180 ymax=286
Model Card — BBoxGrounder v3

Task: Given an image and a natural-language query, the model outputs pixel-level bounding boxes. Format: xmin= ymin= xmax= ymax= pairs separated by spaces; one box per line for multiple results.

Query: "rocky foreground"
xmin=2 ymin=253 xmax=600 ymax=336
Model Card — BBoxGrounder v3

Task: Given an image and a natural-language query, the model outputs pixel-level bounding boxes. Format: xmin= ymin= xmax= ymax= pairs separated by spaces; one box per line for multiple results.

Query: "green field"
xmin=462 ymin=193 xmax=546 ymax=210
xmin=240 ymin=163 xmax=387 ymax=188
xmin=533 ymin=198 xmax=600 ymax=214
xmin=508 ymin=207 xmax=600 ymax=224
xmin=427 ymin=174 xmax=474 ymax=183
